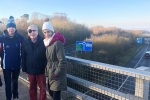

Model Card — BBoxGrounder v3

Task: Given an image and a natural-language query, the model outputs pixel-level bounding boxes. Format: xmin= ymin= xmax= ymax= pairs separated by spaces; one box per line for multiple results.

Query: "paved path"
xmin=0 ymin=71 xmax=51 ymax=100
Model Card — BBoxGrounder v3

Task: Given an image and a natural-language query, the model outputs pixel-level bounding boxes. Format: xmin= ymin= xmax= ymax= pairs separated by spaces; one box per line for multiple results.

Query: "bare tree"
xmin=31 ymin=12 xmax=40 ymax=20
xmin=0 ymin=18 xmax=8 ymax=25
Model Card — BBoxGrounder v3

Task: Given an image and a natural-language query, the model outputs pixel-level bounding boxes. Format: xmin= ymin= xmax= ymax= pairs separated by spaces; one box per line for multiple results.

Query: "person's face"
xmin=43 ymin=29 xmax=53 ymax=39
xmin=7 ymin=27 xmax=16 ymax=36
xmin=28 ymin=27 xmax=38 ymax=39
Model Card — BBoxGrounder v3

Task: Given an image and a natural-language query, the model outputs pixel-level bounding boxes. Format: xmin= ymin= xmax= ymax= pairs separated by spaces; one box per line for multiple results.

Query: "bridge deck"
xmin=0 ymin=71 xmax=51 ymax=100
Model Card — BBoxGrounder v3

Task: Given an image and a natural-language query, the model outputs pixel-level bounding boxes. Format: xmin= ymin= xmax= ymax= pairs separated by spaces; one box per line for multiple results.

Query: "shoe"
xmin=13 ymin=98 xmax=19 ymax=100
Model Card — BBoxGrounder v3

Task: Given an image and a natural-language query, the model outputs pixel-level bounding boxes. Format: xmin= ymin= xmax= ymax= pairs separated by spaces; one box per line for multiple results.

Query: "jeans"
xmin=3 ymin=69 xmax=20 ymax=100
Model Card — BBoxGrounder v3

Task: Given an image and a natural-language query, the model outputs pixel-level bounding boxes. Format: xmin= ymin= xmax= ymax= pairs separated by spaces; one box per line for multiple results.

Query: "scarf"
xmin=43 ymin=33 xmax=55 ymax=47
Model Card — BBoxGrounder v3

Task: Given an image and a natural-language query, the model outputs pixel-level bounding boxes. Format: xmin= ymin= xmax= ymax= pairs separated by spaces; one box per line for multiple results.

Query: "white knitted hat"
xmin=42 ymin=18 xmax=54 ymax=32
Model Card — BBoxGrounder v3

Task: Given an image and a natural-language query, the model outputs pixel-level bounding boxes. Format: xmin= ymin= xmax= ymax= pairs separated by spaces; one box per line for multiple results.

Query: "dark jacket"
xmin=0 ymin=30 xmax=24 ymax=69
xmin=22 ymin=35 xmax=46 ymax=75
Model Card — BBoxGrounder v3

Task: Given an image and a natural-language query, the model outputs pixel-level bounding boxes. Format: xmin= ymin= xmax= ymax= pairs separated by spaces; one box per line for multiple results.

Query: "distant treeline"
xmin=0 ymin=12 xmax=142 ymax=65
xmin=0 ymin=12 xmax=92 ymax=46
xmin=76 ymin=26 xmax=142 ymax=65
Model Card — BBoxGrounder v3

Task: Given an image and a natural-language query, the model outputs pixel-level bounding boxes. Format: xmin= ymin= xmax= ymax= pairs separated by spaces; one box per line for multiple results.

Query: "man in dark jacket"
xmin=22 ymin=24 xmax=47 ymax=100
xmin=0 ymin=16 xmax=24 ymax=100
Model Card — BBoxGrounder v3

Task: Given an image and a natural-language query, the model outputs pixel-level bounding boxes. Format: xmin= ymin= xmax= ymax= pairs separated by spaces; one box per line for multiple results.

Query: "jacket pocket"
xmin=48 ymin=62 xmax=59 ymax=80
xmin=48 ymin=68 xmax=57 ymax=80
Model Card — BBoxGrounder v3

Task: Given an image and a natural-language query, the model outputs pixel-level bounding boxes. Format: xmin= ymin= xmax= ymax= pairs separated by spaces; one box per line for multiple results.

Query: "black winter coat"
xmin=22 ymin=35 xmax=46 ymax=75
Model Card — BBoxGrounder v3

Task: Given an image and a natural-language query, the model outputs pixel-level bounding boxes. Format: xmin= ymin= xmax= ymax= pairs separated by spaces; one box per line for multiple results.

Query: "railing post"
xmin=135 ymin=66 xmax=150 ymax=100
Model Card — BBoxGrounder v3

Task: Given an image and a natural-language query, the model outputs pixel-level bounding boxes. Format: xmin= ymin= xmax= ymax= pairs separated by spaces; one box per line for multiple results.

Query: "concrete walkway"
xmin=0 ymin=70 xmax=52 ymax=100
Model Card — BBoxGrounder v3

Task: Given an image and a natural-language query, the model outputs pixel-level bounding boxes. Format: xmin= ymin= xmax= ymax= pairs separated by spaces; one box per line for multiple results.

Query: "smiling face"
xmin=27 ymin=25 xmax=38 ymax=39
xmin=43 ymin=29 xmax=53 ymax=39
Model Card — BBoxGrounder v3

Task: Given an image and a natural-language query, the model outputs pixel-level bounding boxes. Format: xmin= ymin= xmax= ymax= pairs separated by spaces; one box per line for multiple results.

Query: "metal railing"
xmin=19 ymin=56 xmax=150 ymax=100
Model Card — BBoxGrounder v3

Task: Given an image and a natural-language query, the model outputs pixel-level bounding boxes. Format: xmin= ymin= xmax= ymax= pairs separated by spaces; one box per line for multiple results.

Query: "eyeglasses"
xmin=28 ymin=29 xmax=37 ymax=33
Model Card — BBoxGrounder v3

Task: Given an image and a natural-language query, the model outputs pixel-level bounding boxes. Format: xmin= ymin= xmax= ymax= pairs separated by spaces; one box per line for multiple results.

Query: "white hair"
xmin=27 ymin=24 xmax=38 ymax=31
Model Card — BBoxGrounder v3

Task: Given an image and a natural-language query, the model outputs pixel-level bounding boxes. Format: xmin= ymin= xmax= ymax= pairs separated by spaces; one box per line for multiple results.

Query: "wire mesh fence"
xmin=19 ymin=56 xmax=150 ymax=100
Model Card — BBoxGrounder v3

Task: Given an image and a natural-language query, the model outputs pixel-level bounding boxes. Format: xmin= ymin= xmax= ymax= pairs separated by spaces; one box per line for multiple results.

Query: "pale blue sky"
xmin=0 ymin=0 xmax=150 ymax=30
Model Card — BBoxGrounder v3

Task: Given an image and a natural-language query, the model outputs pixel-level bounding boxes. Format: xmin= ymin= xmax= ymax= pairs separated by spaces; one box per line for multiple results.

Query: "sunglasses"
xmin=28 ymin=29 xmax=37 ymax=33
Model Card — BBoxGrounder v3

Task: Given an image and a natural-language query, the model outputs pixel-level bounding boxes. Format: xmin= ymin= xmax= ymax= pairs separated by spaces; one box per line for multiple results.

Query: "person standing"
xmin=42 ymin=18 xmax=67 ymax=100
xmin=0 ymin=16 xmax=24 ymax=100
xmin=22 ymin=24 xmax=47 ymax=100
